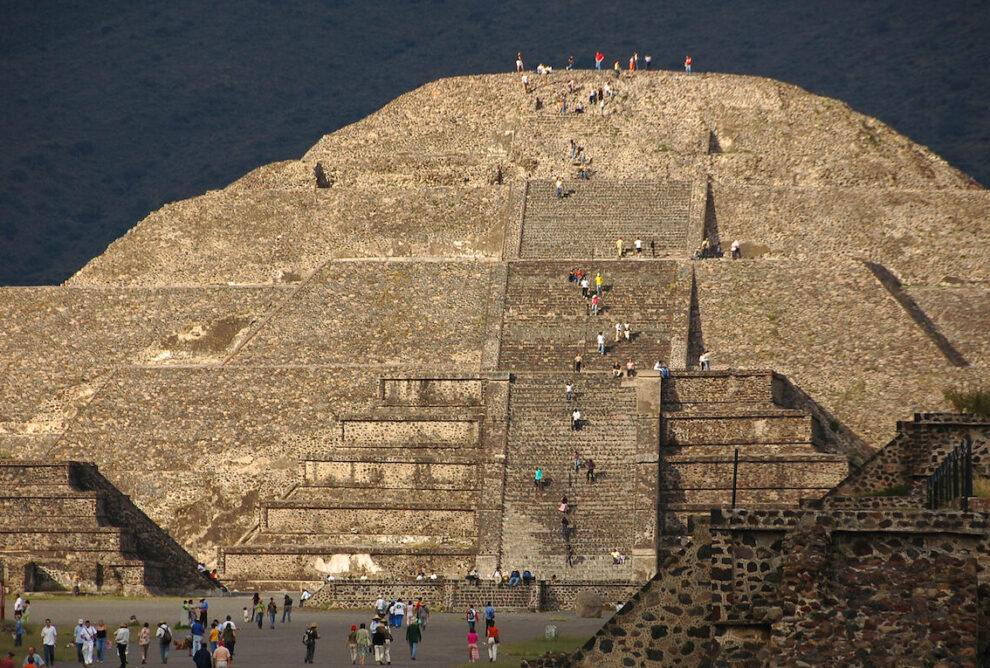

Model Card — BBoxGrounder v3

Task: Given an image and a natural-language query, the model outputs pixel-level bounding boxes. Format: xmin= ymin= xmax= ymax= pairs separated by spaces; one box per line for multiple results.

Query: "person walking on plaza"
xmin=191 ymin=617 xmax=205 ymax=655
xmin=372 ymin=622 xmax=389 ymax=665
xmin=114 ymin=622 xmax=130 ymax=668
xmin=467 ymin=629 xmax=480 ymax=663
xmin=220 ymin=616 xmax=237 ymax=658
xmin=267 ymin=597 xmax=278 ymax=628
xmin=486 ymin=624 xmax=501 ymax=662
xmin=406 ymin=618 xmax=422 ymax=661
xmin=346 ymin=624 xmax=359 ymax=664
xmin=155 ymin=620 xmax=172 ymax=664
xmin=303 ymin=622 xmax=319 ymax=663
xmin=40 ymin=619 xmax=57 ymax=668
xmin=356 ymin=623 xmax=372 ymax=665
xmin=212 ymin=642 xmax=231 ymax=668
xmin=80 ymin=620 xmax=97 ymax=667
xmin=282 ymin=593 xmax=293 ymax=623
xmin=254 ymin=599 xmax=264 ymax=629
xmin=137 ymin=621 xmax=151 ymax=663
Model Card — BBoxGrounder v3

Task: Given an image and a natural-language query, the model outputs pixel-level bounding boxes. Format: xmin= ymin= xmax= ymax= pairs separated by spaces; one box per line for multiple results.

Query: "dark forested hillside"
xmin=1 ymin=0 xmax=987 ymax=284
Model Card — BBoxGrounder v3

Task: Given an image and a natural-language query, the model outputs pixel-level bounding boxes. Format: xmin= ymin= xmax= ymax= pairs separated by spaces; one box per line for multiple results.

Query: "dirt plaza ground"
xmin=2 ymin=593 xmax=610 ymax=667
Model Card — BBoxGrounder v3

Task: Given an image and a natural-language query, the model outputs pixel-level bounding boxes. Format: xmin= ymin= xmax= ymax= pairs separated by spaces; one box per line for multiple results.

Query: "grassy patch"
xmin=943 ymin=387 xmax=990 ymax=415
xmin=447 ymin=634 xmax=591 ymax=668
xmin=973 ymin=477 xmax=990 ymax=498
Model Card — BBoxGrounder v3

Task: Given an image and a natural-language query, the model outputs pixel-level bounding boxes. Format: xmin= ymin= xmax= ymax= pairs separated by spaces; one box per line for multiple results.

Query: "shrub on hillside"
xmin=943 ymin=388 xmax=990 ymax=415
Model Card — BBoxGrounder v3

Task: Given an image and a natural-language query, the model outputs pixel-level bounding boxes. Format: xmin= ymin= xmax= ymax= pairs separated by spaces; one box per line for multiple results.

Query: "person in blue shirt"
xmin=484 ymin=602 xmax=496 ymax=628
xmin=191 ymin=619 xmax=205 ymax=654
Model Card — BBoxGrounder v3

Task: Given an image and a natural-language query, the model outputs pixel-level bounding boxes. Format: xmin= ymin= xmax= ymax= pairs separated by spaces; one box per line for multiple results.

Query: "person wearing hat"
xmin=155 ymin=620 xmax=172 ymax=664
xmin=212 ymin=641 xmax=231 ymax=668
xmin=114 ymin=622 xmax=131 ymax=667
xmin=346 ymin=624 xmax=359 ymax=664
xmin=303 ymin=622 xmax=319 ymax=664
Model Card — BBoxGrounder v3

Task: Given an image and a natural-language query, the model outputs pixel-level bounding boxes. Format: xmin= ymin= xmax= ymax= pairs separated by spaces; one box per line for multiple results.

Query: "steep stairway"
xmin=498 ymin=260 xmax=688 ymax=372
xmin=519 ymin=180 xmax=692 ymax=258
xmin=499 ymin=373 xmax=642 ymax=580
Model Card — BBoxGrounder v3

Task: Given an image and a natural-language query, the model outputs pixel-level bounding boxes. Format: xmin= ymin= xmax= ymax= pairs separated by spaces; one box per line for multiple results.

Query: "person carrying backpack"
xmin=466 ymin=605 xmax=477 ymax=632
xmin=303 ymin=622 xmax=319 ymax=663
xmin=155 ymin=621 xmax=172 ymax=664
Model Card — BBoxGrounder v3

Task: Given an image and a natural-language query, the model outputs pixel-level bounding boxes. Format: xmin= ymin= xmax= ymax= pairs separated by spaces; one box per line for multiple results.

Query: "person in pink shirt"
xmin=467 ymin=630 xmax=480 ymax=663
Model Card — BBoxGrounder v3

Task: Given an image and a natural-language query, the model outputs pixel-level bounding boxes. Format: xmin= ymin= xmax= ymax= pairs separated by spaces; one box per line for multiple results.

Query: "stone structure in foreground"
xmin=1 ymin=70 xmax=988 ymax=660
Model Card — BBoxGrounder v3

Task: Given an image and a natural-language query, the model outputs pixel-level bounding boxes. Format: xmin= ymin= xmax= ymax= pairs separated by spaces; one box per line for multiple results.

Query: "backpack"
xmin=162 ymin=627 xmax=172 ymax=644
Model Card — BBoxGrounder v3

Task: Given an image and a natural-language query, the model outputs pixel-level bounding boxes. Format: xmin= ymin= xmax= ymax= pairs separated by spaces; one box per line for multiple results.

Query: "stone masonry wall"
xmin=827 ymin=414 xmax=990 ymax=500
xmin=380 ymin=377 xmax=483 ymax=407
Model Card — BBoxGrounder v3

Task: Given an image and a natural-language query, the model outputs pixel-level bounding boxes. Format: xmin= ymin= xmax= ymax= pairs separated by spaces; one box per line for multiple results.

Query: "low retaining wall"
xmin=307 ymin=578 xmax=641 ymax=612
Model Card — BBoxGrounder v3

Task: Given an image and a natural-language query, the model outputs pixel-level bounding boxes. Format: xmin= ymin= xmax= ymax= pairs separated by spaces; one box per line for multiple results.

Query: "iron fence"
xmin=926 ymin=438 xmax=973 ymax=510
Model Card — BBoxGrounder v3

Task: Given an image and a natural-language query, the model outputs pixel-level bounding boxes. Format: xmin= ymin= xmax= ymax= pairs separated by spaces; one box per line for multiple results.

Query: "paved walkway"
xmin=2 ymin=594 xmax=609 ymax=667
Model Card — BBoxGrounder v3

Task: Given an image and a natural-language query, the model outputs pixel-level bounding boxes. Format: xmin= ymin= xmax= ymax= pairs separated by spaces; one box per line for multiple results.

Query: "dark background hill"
xmin=1 ymin=0 xmax=987 ymax=285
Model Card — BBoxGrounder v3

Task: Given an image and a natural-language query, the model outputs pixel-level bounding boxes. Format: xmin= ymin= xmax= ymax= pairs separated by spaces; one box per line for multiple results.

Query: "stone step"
xmin=290 ymin=486 xmax=479 ymax=503
xmin=302 ymin=459 xmax=478 ymax=489
xmin=660 ymin=456 xmax=848 ymax=492
xmin=0 ymin=527 xmax=132 ymax=553
xmin=660 ymin=371 xmax=775 ymax=405
xmin=0 ymin=492 xmax=104 ymax=517
xmin=0 ymin=461 xmax=74 ymax=486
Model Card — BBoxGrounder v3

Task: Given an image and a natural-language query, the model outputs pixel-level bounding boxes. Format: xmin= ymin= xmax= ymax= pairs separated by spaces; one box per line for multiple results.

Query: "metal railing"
xmin=926 ymin=438 xmax=973 ymax=510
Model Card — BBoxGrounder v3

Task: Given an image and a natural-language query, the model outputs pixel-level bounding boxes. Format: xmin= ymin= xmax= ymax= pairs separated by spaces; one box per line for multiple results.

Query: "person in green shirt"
xmin=254 ymin=600 xmax=265 ymax=629
xmin=405 ymin=618 xmax=422 ymax=660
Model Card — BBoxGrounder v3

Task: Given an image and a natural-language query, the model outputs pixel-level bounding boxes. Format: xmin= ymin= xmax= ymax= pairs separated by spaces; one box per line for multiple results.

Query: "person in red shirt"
xmin=684 ymin=56 xmax=692 ymax=73
xmin=595 ymin=51 xmax=604 ymax=70
xmin=1 ymin=651 xmax=16 ymax=668
xmin=486 ymin=625 xmax=501 ymax=662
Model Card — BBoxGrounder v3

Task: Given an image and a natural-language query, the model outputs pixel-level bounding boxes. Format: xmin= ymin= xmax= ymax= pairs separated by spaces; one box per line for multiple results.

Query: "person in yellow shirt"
xmin=209 ymin=622 xmax=220 ymax=652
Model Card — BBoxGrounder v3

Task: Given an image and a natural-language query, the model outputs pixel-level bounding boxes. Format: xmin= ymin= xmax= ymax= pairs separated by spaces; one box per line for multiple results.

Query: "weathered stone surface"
xmin=575 ymin=590 xmax=603 ymax=618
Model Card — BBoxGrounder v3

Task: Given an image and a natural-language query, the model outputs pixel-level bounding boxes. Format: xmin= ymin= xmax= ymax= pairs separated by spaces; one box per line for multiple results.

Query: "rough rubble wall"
xmin=827 ymin=415 xmax=990 ymax=499
xmin=543 ymin=508 xmax=988 ymax=667
xmin=575 ymin=524 xmax=715 ymax=667
xmin=770 ymin=512 xmax=986 ymax=666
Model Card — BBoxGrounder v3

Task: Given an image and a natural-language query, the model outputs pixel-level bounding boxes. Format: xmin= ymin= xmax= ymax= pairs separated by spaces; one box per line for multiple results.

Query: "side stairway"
xmin=659 ymin=371 xmax=849 ymax=533
xmin=219 ymin=376 xmax=507 ymax=591
xmin=0 ymin=461 xmax=209 ymax=595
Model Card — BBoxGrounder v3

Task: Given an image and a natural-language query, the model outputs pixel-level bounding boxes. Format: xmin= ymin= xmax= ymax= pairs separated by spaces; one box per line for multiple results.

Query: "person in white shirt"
xmin=571 ymin=409 xmax=581 ymax=431
xmin=40 ymin=619 xmax=58 ymax=667
xmin=114 ymin=622 xmax=130 ymax=666
xmin=155 ymin=621 xmax=172 ymax=663
xmin=80 ymin=620 xmax=97 ymax=665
